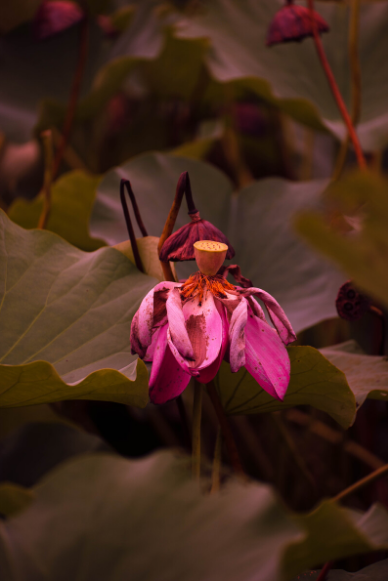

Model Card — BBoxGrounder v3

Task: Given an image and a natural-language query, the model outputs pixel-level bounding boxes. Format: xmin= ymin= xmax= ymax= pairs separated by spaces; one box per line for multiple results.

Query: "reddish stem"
xmin=120 ymin=179 xmax=144 ymax=273
xmin=316 ymin=561 xmax=333 ymax=581
xmin=122 ymin=180 xmax=148 ymax=237
xmin=307 ymin=0 xmax=366 ymax=170
xmin=52 ymin=17 xmax=89 ymax=178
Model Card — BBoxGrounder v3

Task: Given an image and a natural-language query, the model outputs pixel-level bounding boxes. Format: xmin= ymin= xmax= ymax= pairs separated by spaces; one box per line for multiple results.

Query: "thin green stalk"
xmin=192 ymin=381 xmax=203 ymax=480
xmin=333 ymin=463 xmax=388 ymax=503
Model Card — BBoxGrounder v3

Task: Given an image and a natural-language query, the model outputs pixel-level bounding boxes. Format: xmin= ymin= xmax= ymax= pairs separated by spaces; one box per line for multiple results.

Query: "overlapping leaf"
xmin=295 ymin=170 xmax=388 ymax=311
xmin=176 ymin=0 xmax=388 ymax=150
xmin=214 ymin=346 xmax=356 ymax=429
xmin=1 ymin=452 xmax=388 ymax=580
xmin=0 ymin=210 xmax=156 ymax=407
xmin=321 ymin=340 xmax=388 ymax=407
xmin=9 ymin=171 xmax=105 ymax=251
xmin=92 ymin=152 xmax=343 ymax=332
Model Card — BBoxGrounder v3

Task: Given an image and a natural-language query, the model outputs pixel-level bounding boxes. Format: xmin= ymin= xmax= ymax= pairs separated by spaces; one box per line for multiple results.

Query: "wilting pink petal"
xmin=244 ymin=307 xmax=290 ymax=400
xmin=166 ymin=288 xmax=194 ymax=360
xmin=182 ymin=292 xmax=223 ymax=371
xmin=130 ymin=281 xmax=180 ymax=358
xmin=246 ymin=288 xmax=296 ymax=345
xmin=196 ymin=300 xmax=229 ymax=384
xmin=149 ymin=325 xmax=191 ymax=404
xmin=228 ymin=298 xmax=247 ymax=372
xmin=167 ymin=329 xmax=199 ymax=377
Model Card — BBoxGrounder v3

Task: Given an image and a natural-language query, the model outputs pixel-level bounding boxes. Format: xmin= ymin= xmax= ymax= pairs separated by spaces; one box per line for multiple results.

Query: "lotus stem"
xmin=210 ymin=427 xmax=223 ymax=494
xmin=192 ymin=381 xmax=203 ymax=480
xmin=332 ymin=0 xmax=361 ymax=179
xmin=158 ymin=171 xmax=193 ymax=282
xmin=52 ymin=16 xmax=89 ymax=178
xmin=333 ymin=463 xmax=388 ymax=503
xmin=316 ymin=561 xmax=334 ymax=581
xmin=120 ymin=179 xmax=144 ymax=273
xmin=121 ymin=179 xmax=148 ymax=237
xmin=176 ymin=395 xmax=191 ymax=451
xmin=206 ymin=380 xmax=245 ymax=476
xmin=37 ymin=130 xmax=53 ymax=230
xmin=307 ymin=0 xmax=366 ymax=170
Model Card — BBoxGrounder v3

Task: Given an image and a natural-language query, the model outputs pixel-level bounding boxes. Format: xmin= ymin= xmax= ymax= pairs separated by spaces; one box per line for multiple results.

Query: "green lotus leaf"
xmin=295 ymin=170 xmax=388 ymax=311
xmin=92 ymin=152 xmax=343 ymax=332
xmin=321 ymin=340 xmax=388 ymax=407
xmin=0 ymin=209 xmax=156 ymax=407
xmin=1 ymin=452 xmax=388 ymax=580
xmin=176 ymin=0 xmax=388 ymax=150
xmin=8 ymin=171 xmax=106 ymax=252
xmin=214 ymin=346 xmax=356 ymax=429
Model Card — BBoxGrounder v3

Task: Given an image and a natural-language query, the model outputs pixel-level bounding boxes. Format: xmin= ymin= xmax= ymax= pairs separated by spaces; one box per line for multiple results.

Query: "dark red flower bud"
xmin=266 ymin=1 xmax=329 ymax=47
xmin=33 ymin=1 xmax=84 ymax=40
xmin=97 ymin=15 xmax=120 ymax=40
xmin=336 ymin=281 xmax=370 ymax=321
xmin=159 ymin=211 xmax=235 ymax=262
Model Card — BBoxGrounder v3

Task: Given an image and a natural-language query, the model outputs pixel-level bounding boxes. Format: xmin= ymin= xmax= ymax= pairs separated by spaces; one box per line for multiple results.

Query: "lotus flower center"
xmin=193 ymin=240 xmax=228 ymax=276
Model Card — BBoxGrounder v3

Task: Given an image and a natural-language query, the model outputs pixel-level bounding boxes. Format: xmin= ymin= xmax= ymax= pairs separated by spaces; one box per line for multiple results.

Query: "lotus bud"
xmin=33 ymin=0 xmax=84 ymax=40
xmin=266 ymin=0 xmax=329 ymax=47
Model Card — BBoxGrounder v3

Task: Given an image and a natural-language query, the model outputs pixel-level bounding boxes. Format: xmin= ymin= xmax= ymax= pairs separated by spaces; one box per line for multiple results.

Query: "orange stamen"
xmin=181 ymin=272 xmax=235 ymax=304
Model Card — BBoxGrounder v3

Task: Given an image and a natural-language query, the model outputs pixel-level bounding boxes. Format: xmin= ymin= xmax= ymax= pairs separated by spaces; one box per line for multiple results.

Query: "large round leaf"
xmin=176 ymin=0 xmax=388 ymax=150
xmin=295 ymin=170 xmax=388 ymax=312
xmin=1 ymin=452 xmax=388 ymax=580
xmin=0 ymin=209 xmax=155 ymax=407
xmin=92 ymin=152 xmax=343 ymax=332
xmin=214 ymin=346 xmax=356 ymax=429
xmin=8 ymin=171 xmax=106 ymax=252
xmin=321 ymin=340 xmax=388 ymax=407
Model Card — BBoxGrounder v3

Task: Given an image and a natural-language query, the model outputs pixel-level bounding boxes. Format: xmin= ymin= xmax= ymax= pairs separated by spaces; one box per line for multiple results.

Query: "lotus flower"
xmin=266 ymin=0 xmax=329 ymax=47
xmin=131 ymin=241 xmax=296 ymax=404
xmin=33 ymin=1 xmax=84 ymax=40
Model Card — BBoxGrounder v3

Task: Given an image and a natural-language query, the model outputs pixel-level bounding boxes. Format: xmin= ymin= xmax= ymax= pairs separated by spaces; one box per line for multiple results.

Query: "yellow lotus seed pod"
xmin=193 ymin=240 xmax=228 ymax=276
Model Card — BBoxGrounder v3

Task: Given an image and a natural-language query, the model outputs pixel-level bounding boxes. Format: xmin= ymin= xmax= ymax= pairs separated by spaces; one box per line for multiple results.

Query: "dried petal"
xmin=33 ymin=1 xmax=84 ymax=40
xmin=266 ymin=3 xmax=329 ymax=47
xmin=159 ymin=212 xmax=235 ymax=262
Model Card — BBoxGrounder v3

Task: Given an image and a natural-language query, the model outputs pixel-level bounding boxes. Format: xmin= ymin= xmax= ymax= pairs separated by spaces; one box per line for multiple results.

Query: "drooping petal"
xmin=228 ymin=298 xmax=247 ymax=372
xmin=244 ymin=307 xmax=290 ymax=401
xmin=130 ymin=281 xmax=180 ymax=358
xmin=167 ymin=329 xmax=199 ymax=377
xmin=149 ymin=325 xmax=191 ymax=404
xmin=166 ymin=288 xmax=194 ymax=360
xmin=244 ymin=287 xmax=296 ymax=345
xmin=182 ymin=291 xmax=223 ymax=371
xmin=196 ymin=299 xmax=229 ymax=384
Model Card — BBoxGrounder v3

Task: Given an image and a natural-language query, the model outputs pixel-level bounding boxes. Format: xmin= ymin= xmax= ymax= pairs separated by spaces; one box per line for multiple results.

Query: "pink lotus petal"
xmin=246 ymin=287 xmax=296 ymax=345
xmin=167 ymin=328 xmax=199 ymax=377
xmin=182 ymin=291 xmax=223 ymax=371
xmin=228 ymin=298 xmax=247 ymax=372
xmin=196 ymin=300 xmax=229 ymax=383
xmin=244 ymin=307 xmax=290 ymax=400
xmin=130 ymin=281 xmax=181 ymax=358
xmin=149 ymin=325 xmax=192 ymax=404
xmin=166 ymin=288 xmax=194 ymax=360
